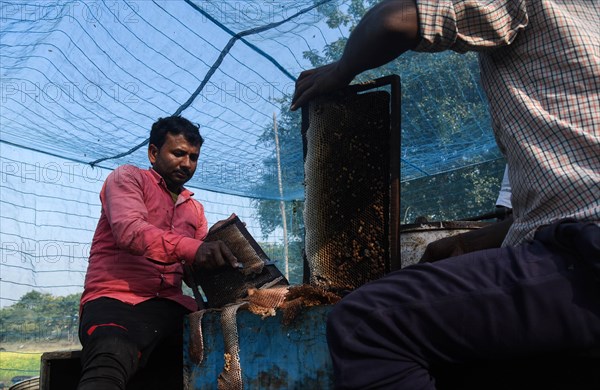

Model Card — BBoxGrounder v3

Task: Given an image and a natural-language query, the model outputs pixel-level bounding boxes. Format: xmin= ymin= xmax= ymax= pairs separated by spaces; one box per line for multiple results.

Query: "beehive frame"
xmin=301 ymin=76 xmax=400 ymax=292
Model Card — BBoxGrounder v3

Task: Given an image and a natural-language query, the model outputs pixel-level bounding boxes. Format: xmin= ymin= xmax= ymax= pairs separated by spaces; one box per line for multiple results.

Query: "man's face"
xmin=148 ymin=132 xmax=200 ymax=193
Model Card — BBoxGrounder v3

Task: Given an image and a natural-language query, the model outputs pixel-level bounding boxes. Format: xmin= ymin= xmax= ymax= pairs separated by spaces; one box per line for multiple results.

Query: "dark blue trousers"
xmin=327 ymin=220 xmax=600 ymax=389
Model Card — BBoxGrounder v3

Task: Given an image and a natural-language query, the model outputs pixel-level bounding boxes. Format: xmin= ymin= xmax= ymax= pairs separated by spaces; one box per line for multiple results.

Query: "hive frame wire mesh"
xmin=193 ymin=214 xmax=289 ymax=308
xmin=301 ymin=75 xmax=401 ymax=292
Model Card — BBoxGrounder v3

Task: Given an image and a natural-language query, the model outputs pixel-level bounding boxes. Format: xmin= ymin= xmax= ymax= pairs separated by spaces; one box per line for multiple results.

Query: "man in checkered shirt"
xmin=292 ymin=0 xmax=599 ymax=388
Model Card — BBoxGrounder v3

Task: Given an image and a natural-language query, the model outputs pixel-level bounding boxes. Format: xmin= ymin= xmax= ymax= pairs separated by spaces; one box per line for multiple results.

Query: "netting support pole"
xmin=273 ymin=112 xmax=289 ymax=279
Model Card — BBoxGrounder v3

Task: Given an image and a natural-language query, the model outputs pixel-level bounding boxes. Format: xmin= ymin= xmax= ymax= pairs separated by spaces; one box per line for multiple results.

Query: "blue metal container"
xmin=183 ymin=305 xmax=334 ymax=389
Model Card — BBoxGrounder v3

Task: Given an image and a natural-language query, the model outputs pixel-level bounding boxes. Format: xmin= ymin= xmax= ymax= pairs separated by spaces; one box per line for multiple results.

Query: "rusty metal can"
xmin=399 ymin=221 xmax=492 ymax=268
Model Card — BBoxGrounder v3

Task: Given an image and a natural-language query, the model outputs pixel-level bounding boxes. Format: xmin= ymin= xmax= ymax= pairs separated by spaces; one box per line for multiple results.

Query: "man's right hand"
xmin=194 ymin=241 xmax=240 ymax=270
xmin=290 ymin=0 xmax=418 ymax=112
xmin=290 ymin=61 xmax=354 ymax=111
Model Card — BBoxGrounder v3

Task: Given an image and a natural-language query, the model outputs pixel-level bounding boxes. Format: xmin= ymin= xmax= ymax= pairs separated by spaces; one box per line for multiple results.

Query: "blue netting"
xmin=0 ymin=1 xmax=504 ymax=364
xmin=1 ymin=0 xmax=500 ymax=199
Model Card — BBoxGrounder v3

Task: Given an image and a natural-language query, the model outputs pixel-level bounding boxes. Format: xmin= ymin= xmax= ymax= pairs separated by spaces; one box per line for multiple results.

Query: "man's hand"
xmin=290 ymin=0 xmax=418 ymax=111
xmin=419 ymin=234 xmax=470 ymax=262
xmin=194 ymin=240 xmax=240 ymax=270
xmin=419 ymin=217 xmax=514 ymax=263
xmin=290 ymin=61 xmax=354 ymax=111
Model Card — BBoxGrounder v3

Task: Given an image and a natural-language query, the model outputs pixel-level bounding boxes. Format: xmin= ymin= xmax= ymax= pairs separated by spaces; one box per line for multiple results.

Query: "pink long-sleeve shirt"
xmin=80 ymin=165 xmax=207 ymax=312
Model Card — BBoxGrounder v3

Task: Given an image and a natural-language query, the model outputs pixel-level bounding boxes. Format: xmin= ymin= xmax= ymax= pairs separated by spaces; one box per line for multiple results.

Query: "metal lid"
xmin=400 ymin=220 xmax=491 ymax=233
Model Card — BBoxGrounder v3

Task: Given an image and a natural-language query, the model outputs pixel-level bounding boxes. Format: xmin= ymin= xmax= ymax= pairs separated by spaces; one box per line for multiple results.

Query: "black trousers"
xmin=327 ymin=220 xmax=600 ymax=389
xmin=77 ymin=297 xmax=189 ymax=390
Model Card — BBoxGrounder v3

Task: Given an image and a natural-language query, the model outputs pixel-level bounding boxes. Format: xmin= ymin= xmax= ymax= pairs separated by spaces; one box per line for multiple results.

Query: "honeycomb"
xmin=303 ymin=90 xmax=392 ymax=293
xmin=195 ymin=214 xmax=288 ymax=308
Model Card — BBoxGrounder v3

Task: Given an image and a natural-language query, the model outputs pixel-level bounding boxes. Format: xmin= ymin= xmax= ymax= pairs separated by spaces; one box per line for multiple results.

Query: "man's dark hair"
xmin=150 ymin=116 xmax=204 ymax=149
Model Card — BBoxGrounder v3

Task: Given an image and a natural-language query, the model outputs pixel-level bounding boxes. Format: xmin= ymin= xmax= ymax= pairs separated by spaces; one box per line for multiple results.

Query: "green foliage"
xmin=401 ymin=159 xmax=506 ymax=223
xmin=259 ymin=241 xmax=304 ymax=285
xmin=253 ymin=1 xmax=501 ymax=252
xmin=254 ymin=199 xmax=304 ymax=239
xmin=0 ymin=292 xmax=80 ymax=343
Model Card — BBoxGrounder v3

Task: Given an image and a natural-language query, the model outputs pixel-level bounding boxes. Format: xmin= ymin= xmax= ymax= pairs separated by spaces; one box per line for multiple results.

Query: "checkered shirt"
xmin=414 ymin=0 xmax=600 ymax=245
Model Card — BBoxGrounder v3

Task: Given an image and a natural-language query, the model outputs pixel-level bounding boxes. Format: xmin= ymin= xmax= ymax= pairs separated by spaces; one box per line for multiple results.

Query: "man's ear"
xmin=148 ymin=144 xmax=158 ymax=165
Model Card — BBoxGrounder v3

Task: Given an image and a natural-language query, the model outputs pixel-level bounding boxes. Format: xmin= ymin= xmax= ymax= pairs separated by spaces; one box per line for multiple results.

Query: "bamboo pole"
xmin=273 ymin=112 xmax=289 ymax=279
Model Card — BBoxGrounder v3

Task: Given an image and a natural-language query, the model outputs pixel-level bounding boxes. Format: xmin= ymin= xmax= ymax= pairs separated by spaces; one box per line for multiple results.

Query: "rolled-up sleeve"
xmin=415 ymin=0 xmax=528 ymax=53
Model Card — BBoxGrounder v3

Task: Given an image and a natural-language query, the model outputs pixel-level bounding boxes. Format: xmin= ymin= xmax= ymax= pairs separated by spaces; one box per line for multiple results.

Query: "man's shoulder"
xmin=105 ymin=165 xmax=150 ymax=186
xmin=109 ymin=164 xmax=146 ymax=178
xmin=113 ymin=164 xmax=143 ymax=174
xmin=189 ymin=196 xmax=204 ymax=208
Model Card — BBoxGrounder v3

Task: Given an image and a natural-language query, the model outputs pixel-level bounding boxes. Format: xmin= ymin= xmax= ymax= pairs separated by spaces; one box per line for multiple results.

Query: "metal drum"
xmin=183 ymin=305 xmax=334 ymax=389
xmin=9 ymin=377 xmax=39 ymax=390
xmin=399 ymin=221 xmax=491 ymax=268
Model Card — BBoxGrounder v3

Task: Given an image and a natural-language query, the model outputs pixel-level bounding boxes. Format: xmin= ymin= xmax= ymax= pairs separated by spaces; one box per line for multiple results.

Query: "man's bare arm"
xmin=291 ymin=0 xmax=418 ymax=110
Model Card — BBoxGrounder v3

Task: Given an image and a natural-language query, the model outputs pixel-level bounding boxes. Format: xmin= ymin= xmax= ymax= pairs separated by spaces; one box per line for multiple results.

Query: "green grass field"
xmin=0 ymin=351 xmax=41 ymax=386
xmin=0 ymin=341 xmax=81 ymax=386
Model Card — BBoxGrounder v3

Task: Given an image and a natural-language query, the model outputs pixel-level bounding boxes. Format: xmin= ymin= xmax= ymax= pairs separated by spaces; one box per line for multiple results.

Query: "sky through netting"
xmin=0 ymin=0 xmax=504 ymax=314
xmin=1 ymin=0 xmax=501 ymax=201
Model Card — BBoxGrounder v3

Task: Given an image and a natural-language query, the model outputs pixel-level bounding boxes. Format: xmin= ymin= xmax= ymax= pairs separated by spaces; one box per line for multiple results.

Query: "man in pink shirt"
xmin=77 ymin=116 xmax=239 ymax=390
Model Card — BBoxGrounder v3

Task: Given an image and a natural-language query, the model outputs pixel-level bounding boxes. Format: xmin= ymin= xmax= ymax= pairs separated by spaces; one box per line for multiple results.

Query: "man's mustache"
xmin=175 ymin=168 xmax=191 ymax=177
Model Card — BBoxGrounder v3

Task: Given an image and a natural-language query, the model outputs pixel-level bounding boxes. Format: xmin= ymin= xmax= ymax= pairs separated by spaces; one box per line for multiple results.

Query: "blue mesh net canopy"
xmin=0 ymin=0 xmax=504 ymax=363
xmin=1 ymin=0 xmax=501 ymax=197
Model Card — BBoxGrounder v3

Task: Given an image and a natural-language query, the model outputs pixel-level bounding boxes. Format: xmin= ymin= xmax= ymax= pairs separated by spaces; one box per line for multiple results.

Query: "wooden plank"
xmin=40 ymin=350 xmax=81 ymax=390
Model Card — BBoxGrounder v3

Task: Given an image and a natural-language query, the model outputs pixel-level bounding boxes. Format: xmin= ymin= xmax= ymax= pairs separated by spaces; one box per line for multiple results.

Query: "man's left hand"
xmin=419 ymin=216 xmax=514 ymax=263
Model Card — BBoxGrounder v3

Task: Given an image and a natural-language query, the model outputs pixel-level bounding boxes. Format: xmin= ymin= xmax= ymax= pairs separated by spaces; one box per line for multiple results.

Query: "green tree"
xmin=252 ymin=1 xmax=504 ymax=261
xmin=1 ymin=291 xmax=80 ymax=343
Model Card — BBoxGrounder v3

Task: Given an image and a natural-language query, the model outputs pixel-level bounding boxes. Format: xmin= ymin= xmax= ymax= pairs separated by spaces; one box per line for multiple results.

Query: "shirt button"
xmin=156 ymin=292 xmax=160 ymax=297
xmin=160 ymin=274 xmax=165 ymax=279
